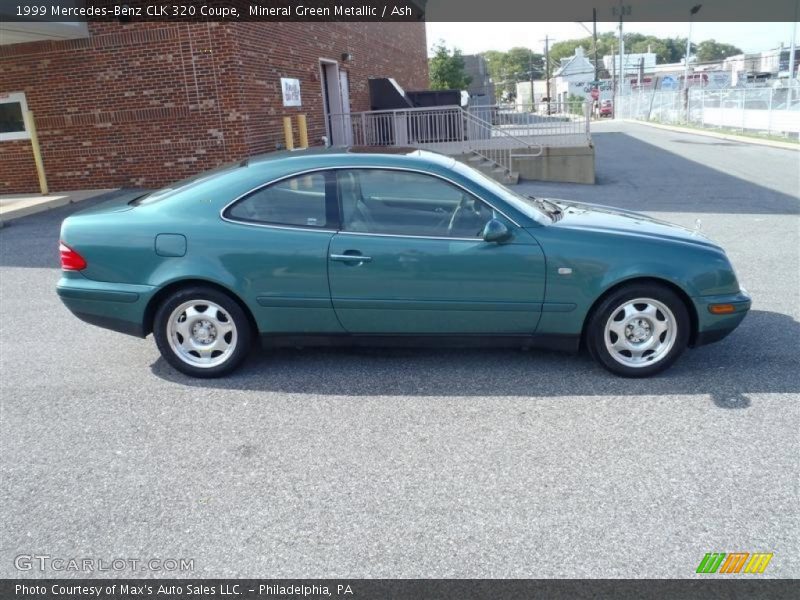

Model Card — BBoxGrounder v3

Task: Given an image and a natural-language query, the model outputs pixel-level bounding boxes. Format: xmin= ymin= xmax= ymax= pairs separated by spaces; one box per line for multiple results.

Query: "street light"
xmin=683 ymin=4 xmax=702 ymax=90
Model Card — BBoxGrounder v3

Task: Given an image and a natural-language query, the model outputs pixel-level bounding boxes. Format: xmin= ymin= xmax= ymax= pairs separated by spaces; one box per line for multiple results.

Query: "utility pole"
xmin=684 ymin=4 xmax=703 ymax=121
xmin=529 ymin=50 xmax=534 ymax=108
xmin=638 ymin=57 xmax=644 ymax=111
xmin=614 ymin=2 xmax=631 ymax=96
xmin=611 ymin=43 xmax=616 ymax=117
xmin=618 ymin=5 xmax=624 ymax=96
xmin=684 ymin=4 xmax=703 ymax=89
xmin=593 ymin=8 xmax=599 ymax=82
xmin=788 ymin=0 xmax=798 ymax=104
xmin=543 ymin=35 xmax=551 ymax=115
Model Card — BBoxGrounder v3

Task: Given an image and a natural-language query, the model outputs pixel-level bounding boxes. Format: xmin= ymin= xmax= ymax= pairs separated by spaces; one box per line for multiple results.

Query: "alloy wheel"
xmin=166 ymin=300 xmax=238 ymax=368
xmin=603 ymin=297 xmax=677 ymax=368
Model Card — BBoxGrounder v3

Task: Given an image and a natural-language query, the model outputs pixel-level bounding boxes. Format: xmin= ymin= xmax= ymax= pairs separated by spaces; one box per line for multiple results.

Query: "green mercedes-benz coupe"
xmin=57 ymin=148 xmax=750 ymax=378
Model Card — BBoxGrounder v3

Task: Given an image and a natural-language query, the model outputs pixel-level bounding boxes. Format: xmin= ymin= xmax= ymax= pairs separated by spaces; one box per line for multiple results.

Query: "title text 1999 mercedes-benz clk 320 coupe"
xmin=57 ymin=148 xmax=750 ymax=378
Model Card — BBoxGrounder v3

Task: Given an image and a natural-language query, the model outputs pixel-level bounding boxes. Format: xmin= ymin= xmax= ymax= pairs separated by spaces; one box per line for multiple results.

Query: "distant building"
xmin=723 ymin=47 xmax=800 ymax=85
xmin=462 ymin=54 xmax=496 ymax=105
xmin=602 ymin=51 xmax=657 ymax=78
xmin=515 ymin=80 xmax=548 ymax=107
xmin=553 ymin=47 xmax=611 ymax=103
xmin=611 ymin=45 xmax=799 ymax=93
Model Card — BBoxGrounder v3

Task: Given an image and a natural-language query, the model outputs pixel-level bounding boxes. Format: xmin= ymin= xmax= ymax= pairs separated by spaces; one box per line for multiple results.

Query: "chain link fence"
xmin=615 ymin=86 xmax=800 ymax=139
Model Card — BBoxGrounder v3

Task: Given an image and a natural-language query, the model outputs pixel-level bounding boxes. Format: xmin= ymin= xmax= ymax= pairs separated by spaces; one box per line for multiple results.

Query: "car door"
xmin=327 ymin=168 xmax=546 ymax=334
xmin=221 ymin=170 xmax=344 ymax=334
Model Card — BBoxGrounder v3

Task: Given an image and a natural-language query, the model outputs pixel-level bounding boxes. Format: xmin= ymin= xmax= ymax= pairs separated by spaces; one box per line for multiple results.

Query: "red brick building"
xmin=0 ymin=21 xmax=428 ymax=193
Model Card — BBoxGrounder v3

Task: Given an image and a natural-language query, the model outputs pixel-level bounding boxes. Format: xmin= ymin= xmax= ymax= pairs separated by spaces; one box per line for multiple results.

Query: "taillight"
xmin=59 ymin=241 xmax=87 ymax=271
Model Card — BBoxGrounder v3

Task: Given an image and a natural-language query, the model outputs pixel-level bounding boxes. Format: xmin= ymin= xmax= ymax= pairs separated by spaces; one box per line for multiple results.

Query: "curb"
xmin=0 ymin=195 xmax=72 ymax=225
xmin=618 ymin=119 xmax=800 ymax=151
xmin=0 ymin=189 xmax=118 ymax=226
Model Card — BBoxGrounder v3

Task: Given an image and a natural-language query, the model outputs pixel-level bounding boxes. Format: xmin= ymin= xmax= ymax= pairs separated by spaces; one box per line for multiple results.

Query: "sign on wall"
xmin=281 ymin=78 xmax=302 ymax=107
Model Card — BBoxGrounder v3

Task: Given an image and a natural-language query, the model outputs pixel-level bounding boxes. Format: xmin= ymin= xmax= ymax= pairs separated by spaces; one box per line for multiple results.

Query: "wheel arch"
xmin=581 ymin=276 xmax=699 ymax=348
xmin=143 ymin=278 xmax=258 ymax=339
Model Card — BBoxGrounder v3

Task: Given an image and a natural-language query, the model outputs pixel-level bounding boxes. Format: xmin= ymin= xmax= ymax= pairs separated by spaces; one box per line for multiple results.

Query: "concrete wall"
xmin=512 ymin=145 xmax=595 ymax=184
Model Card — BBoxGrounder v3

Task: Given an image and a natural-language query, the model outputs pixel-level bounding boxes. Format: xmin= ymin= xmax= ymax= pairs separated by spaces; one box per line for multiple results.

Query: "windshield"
xmin=130 ymin=160 xmax=245 ymax=206
xmin=451 ymin=161 xmax=551 ymax=224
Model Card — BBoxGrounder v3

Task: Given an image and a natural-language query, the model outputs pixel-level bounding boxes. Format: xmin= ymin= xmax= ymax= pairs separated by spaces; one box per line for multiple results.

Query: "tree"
xmin=505 ymin=47 xmax=545 ymax=81
xmin=550 ymin=35 xmax=594 ymax=63
xmin=695 ymin=39 xmax=742 ymax=63
xmin=550 ymin=32 xmax=618 ymax=64
xmin=547 ymin=32 xmax=739 ymax=69
xmin=428 ymin=42 xmax=472 ymax=90
xmin=626 ymin=35 xmax=688 ymax=64
xmin=482 ymin=50 xmax=508 ymax=94
xmin=481 ymin=47 xmax=543 ymax=98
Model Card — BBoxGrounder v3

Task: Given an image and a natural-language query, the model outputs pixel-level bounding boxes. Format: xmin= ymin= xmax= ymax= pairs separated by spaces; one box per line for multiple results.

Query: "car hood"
xmin=539 ymin=199 xmax=721 ymax=250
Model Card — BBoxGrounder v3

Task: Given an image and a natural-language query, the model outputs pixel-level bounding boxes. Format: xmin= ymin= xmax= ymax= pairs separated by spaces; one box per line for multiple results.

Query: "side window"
xmin=226 ymin=172 xmax=329 ymax=228
xmin=338 ymin=169 xmax=494 ymax=238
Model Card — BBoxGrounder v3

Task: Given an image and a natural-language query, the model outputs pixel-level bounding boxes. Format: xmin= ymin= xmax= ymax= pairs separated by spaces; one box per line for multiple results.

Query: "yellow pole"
xmin=24 ymin=110 xmax=48 ymax=195
xmin=297 ymin=114 xmax=309 ymax=148
xmin=283 ymin=116 xmax=294 ymax=150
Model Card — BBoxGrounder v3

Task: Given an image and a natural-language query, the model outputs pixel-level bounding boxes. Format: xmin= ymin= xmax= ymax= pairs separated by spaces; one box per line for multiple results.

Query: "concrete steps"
xmin=458 ymin=152 xmax=519 ymax=185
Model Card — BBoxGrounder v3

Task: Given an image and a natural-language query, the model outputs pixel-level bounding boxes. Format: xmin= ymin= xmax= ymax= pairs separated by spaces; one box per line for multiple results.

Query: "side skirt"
xmin=258 ymin=333 xmax=580 ymax=353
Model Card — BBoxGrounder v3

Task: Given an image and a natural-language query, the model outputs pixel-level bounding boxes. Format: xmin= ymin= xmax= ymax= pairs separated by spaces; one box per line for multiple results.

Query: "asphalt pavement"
xmin=1 ymin=121 xmax=798 ymax=578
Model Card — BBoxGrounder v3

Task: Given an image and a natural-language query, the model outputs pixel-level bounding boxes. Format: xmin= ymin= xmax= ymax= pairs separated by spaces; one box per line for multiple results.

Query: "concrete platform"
xmin=0 ymin=189 xmax=115 ymax=226
xmin=511 ymin=145 xmax=596 ymax=184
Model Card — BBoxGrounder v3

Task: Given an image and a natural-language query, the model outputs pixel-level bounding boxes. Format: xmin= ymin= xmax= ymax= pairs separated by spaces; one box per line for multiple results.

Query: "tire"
xmin=153 ymin=286 xmax=252 ymax=378
xmin=585 ymin=283 xmax=690 ymax=377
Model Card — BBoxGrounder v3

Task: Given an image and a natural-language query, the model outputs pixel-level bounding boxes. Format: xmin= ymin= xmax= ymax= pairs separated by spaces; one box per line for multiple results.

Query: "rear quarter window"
xmin=225 ymin=172 xmax=329 ymax=228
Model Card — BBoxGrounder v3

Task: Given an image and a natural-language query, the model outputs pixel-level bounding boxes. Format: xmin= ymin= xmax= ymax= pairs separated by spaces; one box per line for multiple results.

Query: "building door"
xmin=338 ymin=70 xmax=353 ymax=145
xmin=320 ymin=60 xmax=351 ymax=146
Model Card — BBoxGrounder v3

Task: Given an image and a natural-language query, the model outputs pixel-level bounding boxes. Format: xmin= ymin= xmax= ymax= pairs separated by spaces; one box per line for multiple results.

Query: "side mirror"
xmin=482 ymin=219 xmax=511 ymax=243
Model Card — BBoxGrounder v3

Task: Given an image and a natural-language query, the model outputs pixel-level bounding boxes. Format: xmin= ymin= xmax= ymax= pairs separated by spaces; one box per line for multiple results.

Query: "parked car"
xmin=57 ymin=148 xmax=750 ymax=378
xmin=599 ymin=99 xmax=613 ymax=117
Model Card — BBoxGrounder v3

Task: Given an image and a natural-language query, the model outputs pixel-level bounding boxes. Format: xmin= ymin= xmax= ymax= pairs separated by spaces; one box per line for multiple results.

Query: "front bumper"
xmin=57 ymin=272 xmax=155 ymax=338
xmin=692 ymin=289 xmax=751 ymax=347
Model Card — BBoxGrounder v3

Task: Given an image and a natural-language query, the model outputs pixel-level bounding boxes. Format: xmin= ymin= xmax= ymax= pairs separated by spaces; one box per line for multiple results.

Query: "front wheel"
xmin=153 ymin=286 xmax=252 ymax=378
xmin=586 ymin=284 xmax=690 ymax=377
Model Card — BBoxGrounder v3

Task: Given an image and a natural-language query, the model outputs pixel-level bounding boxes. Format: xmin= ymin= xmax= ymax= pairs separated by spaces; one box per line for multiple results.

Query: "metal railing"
xmin=461 ymin=107 xmax=543 ymax=174
xmin=615 ymin=86 xmax=800 ymax=137
xmin=328 ymin=104 xmax=588 ymax=175
xmin=473 ymin=101 xmax=593 ymax=147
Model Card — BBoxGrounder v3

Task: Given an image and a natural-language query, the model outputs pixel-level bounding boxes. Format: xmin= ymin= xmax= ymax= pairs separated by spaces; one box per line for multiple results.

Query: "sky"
xmin=425 ymin=22 xmax=799 ymax=56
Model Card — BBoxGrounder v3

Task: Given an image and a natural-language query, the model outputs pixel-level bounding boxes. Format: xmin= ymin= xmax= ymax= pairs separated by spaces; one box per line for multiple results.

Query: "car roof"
xmin=243 ymin=146 xmax=457 ymax=171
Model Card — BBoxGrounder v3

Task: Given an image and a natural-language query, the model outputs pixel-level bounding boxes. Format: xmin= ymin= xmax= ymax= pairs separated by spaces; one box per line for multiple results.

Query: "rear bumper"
xmin=691 ymin=289 xmax=751 ymax=347
xmin=57 ymin=273 xmax=154 ymax=338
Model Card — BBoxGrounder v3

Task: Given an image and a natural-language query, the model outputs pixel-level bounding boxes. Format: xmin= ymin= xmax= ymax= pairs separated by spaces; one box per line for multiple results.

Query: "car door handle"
xmin=330 ymin=253 xmax=372 ymax=263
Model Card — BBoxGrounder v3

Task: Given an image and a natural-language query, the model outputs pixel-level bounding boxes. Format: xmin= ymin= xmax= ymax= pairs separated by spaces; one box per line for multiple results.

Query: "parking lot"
xmin=1 ymin=121 xmax=798 ymax=578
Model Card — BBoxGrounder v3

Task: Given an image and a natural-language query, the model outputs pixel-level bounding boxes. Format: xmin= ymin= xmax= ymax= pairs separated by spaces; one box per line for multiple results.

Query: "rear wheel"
xmin=586 ymin=283 xmax=690 ymax=377
xmin=153 ymin=286 xmax=252 ymax=378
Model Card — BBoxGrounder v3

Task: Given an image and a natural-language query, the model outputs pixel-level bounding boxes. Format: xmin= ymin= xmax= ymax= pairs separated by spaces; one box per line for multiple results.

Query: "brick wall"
xmin=0 ymin=21 xmax=428 ymax=193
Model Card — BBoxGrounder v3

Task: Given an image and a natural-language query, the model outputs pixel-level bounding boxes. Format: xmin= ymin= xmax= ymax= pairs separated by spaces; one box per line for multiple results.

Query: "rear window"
xmin=130 ymin=160 xmax=245 ymax=206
